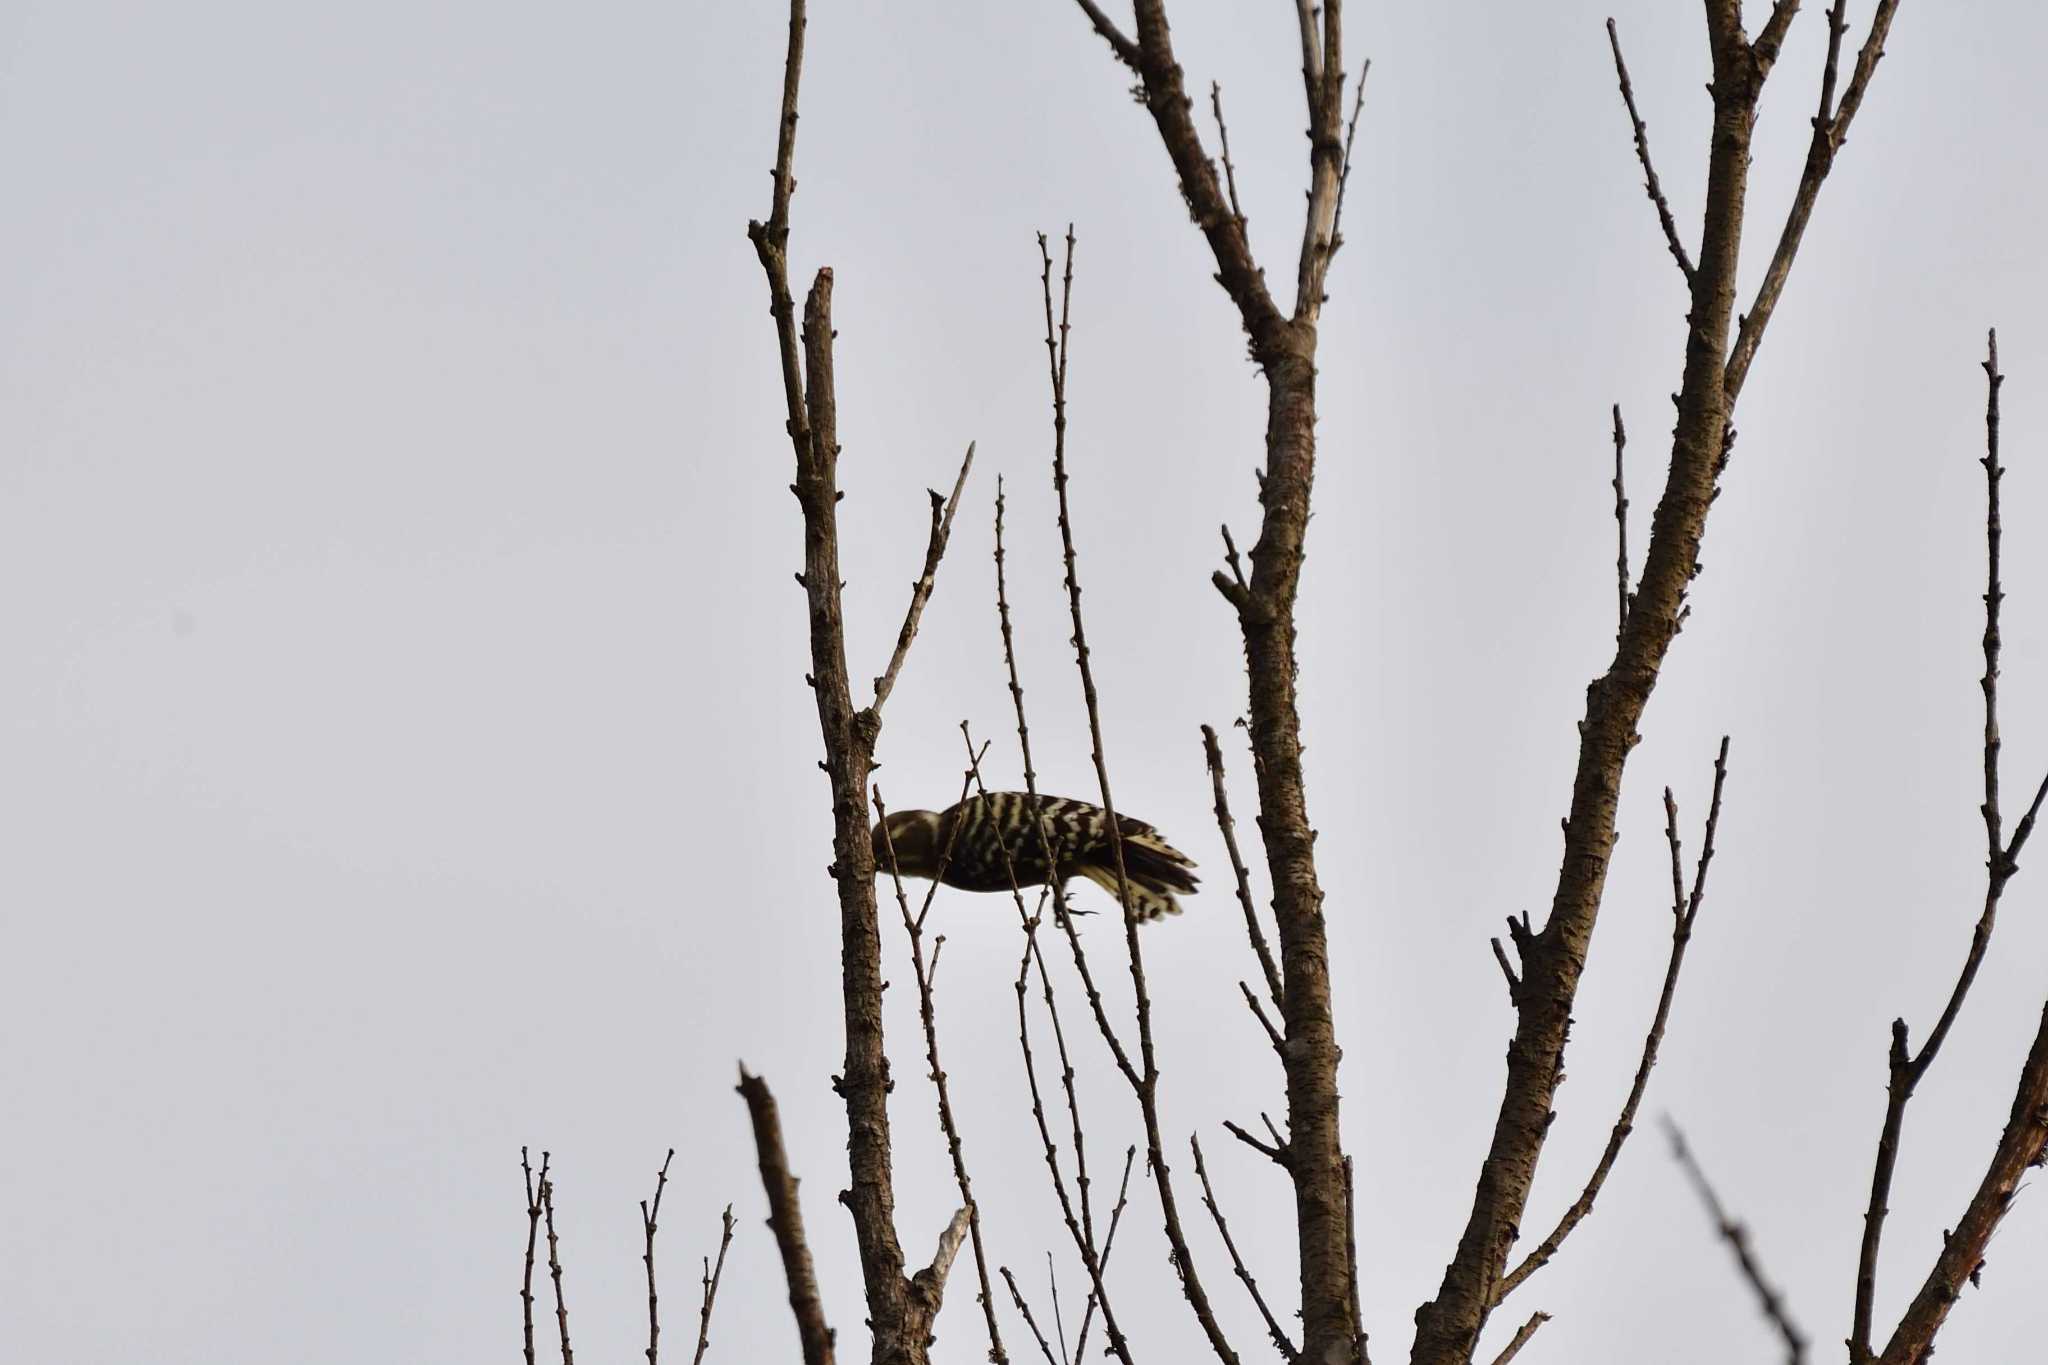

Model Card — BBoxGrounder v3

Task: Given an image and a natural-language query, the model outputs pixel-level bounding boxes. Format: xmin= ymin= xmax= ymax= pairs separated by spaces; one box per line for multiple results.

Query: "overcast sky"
xmin=6 ymin=2 xmax=2048 ymax=1362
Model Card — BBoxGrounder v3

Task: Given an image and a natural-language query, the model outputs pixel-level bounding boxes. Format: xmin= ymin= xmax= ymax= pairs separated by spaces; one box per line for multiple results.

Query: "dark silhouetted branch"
xmin=1036 ymin=226 xmax=1242 ymax=1365
xmin=1193 ymin=1134 xmax=1300 ymax=1361
xmin=1001 ymin=1267 xmax=1064 ymax=1365
xmin=1852 ymin=331 xmax=2048 ymax=1365
xmin=870 ymin=443 xmax=977 ymax=717
xmin=1496 ymin=738 xmax=1730 ymax=1305
xmin=1072 ymin=1147 xmax=1138 ymax=1363
xmin=521 ymin=1148 xmax=550 ymax=1365
xmin=689 ymin=1206 xmax=736 ymax=1365
xmin=1606 ymin=19 xmax=1694 ymax=284
xmin=542 ymin=1173 xmax=575 ymax=1365
xmin=1210 ymin=83 xmax=1246 ymax=233
xmin=1612 ymin=404 xmax=1632 ymax=640
xmin=641 ymin=1149 xmax=675 ymax=1365
xmin=1205 ymin=725 xmax=1284 ymax=1010
xmin=1725 ymin=2 xmax=1906 ymax=402
xmin=738 ymin=1068 xmax=836 ymax=1365
xmin=1667 ymin=1119 xmax=1806 ymax=1365
xmin=1326 ymin=61 xmax=1371 ymax=267
xmin=876 ymin=778 xmax=1010 ymax=1365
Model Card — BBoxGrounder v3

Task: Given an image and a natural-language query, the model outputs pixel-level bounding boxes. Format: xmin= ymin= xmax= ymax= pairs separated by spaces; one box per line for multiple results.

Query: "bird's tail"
xmin=1077 ymin=830 xmax=1199 ymax=923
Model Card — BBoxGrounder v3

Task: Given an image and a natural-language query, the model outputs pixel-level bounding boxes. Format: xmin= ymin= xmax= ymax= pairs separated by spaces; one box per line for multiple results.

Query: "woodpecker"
xmin=871 ymin=791 xmax=1198 ymax=922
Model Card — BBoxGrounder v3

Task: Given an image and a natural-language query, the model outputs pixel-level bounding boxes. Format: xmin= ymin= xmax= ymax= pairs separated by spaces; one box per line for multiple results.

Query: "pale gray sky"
xmin=5 ymin=2 xmax=2047 ymax=1362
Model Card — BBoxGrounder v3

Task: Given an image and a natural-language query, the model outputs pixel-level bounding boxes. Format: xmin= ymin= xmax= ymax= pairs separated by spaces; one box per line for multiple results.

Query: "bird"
xmin=871 ymin=791 xmax=1198 ymax=922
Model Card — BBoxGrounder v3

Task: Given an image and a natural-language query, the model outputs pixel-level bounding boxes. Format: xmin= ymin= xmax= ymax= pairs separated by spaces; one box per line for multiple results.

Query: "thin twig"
xmin=542 ymin=1174 xmax=575 ymax=1365
xmin=1242 ymin=982 xmax=1286 ymax=1055
xmin=1496 ymin=738 xmax=1731 ymax=1304
xmin=1483 ymin=1311 xmax=1551 ymax=1365
xmin=1612 ymin=404 xmax=1631 ymax=641
xmin=1192 ymin=1134 xmax=1301 ymax=1360
xmin=956 ymin=713 xmax=1133 ymax=1365
xmin=1211 ymin=83 xmax=1246 ymax=232
xmin=521 ymin=1148 xmax=549 ymax=1365
xmin=1000 ymin=1267 xmax=1064 ymax=1365
xmin=690 ymin=1206 xmax=737 ymax=1365
xmin=1071 ymin=0 xmax=1286 ymax=351
xmin=875 ymin=779 xmax=1009 ymax=1364
xmin=737 ymin=1067 xmax=836 ymax=1365
xmin=1205 ymin=724 xmax=1284 ymax=1010
xmin=992 ymin=477 xmax=1135 ymax=1078
xmin=1036 ymin=226 xmax=1242 ymax=1365
xmin=1852 ymin=330 xmax=2048 ymax=1365
xmin=1489 ymin=939 xmax=1522 ymax=1004
xmin=1606 ymin=19 xmax=1695 ymax=283
xmin=870 ymin=443 xmax=978 ymax=716
xmin=1072 ymin=1146 xmax=1137 ymax=1363
xmin=1666 ymin=1119 xmax=1806 ymax=1365
xmin=1048 ymin=1252 xmax=1071 ymax=1365
xmin=1223 ymin=1119 xmax=1290 ymax=1169
xmin=1326 ymin=61 xmax=1372 ymax=266
xmin=642 ymin=1149 xmax=676 ymax=1365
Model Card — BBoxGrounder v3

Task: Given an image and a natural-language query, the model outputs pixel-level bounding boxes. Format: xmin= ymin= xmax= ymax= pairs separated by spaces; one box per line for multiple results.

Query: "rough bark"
xmin=746 ymin=3 xmax=976 ymax=1358
xmin=1409 ymin=22 xmax=1761 ymax=1362
xmin=1067 ymin=6 xmax=1363 ymax=1360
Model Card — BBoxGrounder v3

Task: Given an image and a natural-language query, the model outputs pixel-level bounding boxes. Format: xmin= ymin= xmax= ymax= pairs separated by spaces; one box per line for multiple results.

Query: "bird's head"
xmin=871 ymin=809 xmax=944 ymax=879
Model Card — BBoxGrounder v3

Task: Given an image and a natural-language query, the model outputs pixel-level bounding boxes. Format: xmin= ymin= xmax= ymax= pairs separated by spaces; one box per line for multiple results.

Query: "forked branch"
xmin=1494 ymin=738 xmax=1731 ymax=1305
xmin=1851 ymin=332 xmax=2048 ymax=1365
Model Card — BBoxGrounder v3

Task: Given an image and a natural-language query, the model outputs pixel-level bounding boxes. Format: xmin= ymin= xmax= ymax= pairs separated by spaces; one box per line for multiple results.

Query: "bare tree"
xmin=514 ymin=7 xmax=2048 ymax=1365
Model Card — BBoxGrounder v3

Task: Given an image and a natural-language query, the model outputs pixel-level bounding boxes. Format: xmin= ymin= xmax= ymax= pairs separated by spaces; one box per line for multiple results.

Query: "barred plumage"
xmin=871 ymin=792 xmax=1198 ymax=923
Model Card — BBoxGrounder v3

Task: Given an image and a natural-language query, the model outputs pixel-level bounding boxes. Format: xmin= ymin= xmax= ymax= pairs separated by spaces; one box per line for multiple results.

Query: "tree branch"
xmin=1192 ymin=1134 xmax=1300 ymax=1361
xmin=1851 ymin=330 xmax=2048 ymax=1364
xmin=1036 ymin=225 xmax=1243 ymax=1365
xmin=1612 ymin=404 xmax=1632 ymax=641
xmin=876 ymin=780 xmax=1010 ymax=1364
xmin=1666 ymin=1119 xmax=1807 ymax=1365
xmin=541 ymin=1172 xmax=575 ymax=1365
xmin=1204 ymin=724 xmax=1284 ymax=1010
xmin=1411 ymin=8 xmax=1899 ymax=1353
xmin=521 ymin=1148 xmax=550 ymax=1365
xmin=748 ymin=0 xmax=982 ymax=1351
xmin=1210 ymin=83 xmax=1247 ymax=234
xmin=1495 ymin=738 xmax=1730 ymax=1304
xmin=1877 ymin=1005 xmax=2048 ymax=1365
xmin=1079 ymin=0 xmax=1288 ymax=353
xmin=1482 ymin=1312 xmax=1550 ymax=1365
xmin=870 ymin=443 xmax=977 ymax=717
xmin=689 ymin=1205 xmax=736 ymax=1365
xmin=1072 ymin=1147 xmax=1139 ymax=1363
xmin=1000 ymin=1266 xmax=1064 ymax=1365
xmin=1606 ymin=19 xmax=1695 ymax=284
xmin=641 ymin=1149 xmax=676 ymax=1365
xmin=738 ymin=1067 xmax=837 ymax=1365
xmin=1724 ymin=2 xmax=1905 ymax=402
